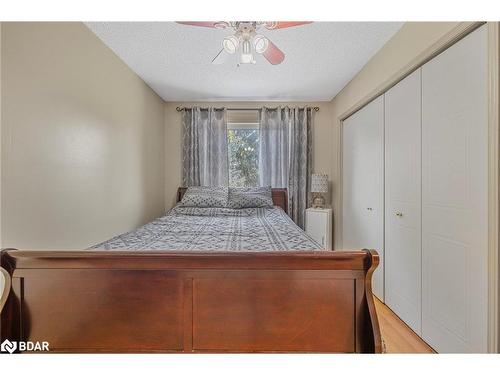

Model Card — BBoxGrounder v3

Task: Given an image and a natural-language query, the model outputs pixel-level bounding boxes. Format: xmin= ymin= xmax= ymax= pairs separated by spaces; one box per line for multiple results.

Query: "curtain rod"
xmin=175 ymin=106 xmax=320 ymax=112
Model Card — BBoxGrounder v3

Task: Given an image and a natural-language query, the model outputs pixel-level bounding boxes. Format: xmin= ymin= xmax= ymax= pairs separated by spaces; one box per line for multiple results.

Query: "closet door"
xmin=384 ymin=69 xmax=422 ymax=335
xmin=342 ymin=96 xmax=384 ymax=300
xmin=422 ymin=25 xmax=488 ymax=353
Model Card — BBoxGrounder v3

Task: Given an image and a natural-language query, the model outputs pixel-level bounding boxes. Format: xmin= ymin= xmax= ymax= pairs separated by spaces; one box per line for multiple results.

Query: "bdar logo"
xmin=0 ymin=339 xmax=49 ymax=353
xmin=1 ymin=339 xmax=17 ymax=354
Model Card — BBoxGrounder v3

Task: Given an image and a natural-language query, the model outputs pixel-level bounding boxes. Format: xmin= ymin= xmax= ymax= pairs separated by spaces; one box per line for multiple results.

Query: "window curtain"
xmin=182 ymin=107 xmax=229 ymax=186
xmin=259 ymin=107 xmax=290 ymax=188
xmin=259 ymin=107 xmax=313 ymax=228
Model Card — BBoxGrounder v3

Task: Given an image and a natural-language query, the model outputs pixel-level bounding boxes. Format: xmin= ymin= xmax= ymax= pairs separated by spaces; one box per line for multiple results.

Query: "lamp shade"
xmin=311 ymin=174 xmax=328 ymax=193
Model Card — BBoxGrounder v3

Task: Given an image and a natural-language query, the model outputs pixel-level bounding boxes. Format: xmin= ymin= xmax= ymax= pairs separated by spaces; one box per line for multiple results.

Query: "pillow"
xmin=180 ymin=186 xmax=229 ymax=208
xmin=228 ymin=186 xmax=274 ymax=209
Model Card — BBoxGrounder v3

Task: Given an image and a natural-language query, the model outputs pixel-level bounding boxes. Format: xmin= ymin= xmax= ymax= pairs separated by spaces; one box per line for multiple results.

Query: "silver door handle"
xmin=395 ymin=212 xmax=403 ymax=217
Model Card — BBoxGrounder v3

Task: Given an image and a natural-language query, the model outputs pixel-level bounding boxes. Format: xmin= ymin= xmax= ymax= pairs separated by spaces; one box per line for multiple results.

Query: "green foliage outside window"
xmin=227 ymin=129 xmax=259 ymax=187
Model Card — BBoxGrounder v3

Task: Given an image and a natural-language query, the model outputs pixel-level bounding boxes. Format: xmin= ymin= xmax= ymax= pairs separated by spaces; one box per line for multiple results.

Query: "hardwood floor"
xmin=375 ymin=298 xmax=435 ymax=353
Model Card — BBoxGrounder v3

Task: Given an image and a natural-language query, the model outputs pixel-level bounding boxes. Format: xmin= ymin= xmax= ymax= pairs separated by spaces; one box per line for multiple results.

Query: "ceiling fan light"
xmin=242 ymin=39 xmax=251 ymax=54
xmin=239 ymin=40 xmax=255 ymax=64
xmin=222 ymin=35 xmax=239 ymax=54
xmin=253 ymin=35 xmax=269 ymax=54
xmin=240 ymin=53 xmax=254 ymax=64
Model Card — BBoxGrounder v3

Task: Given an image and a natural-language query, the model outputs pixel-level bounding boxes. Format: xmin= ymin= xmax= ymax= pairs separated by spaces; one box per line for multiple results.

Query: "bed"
xmin=91 ymin=188 xmax=322 ymax=251
xmin=0 ymin=188 xmax=381 ymax=353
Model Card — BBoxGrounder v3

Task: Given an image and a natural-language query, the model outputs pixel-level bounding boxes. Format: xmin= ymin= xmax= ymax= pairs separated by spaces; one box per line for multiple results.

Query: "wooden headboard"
xmin=177 ymin=187 xmax=288 ymax=214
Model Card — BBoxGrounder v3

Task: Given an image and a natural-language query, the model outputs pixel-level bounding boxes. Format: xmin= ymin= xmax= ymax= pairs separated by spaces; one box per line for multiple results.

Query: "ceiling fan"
xmin=176 ymin=21 xmax=312 ymax=66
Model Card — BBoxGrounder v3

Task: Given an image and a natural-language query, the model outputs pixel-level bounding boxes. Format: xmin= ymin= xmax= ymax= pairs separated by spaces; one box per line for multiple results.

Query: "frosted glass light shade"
xmin=239 ymin=40 xmax=255 ymax=64
xmin=254 ymin=35 xmax=269 ymax=54
xmin=223 ymin=35 xmax=239 ymax=54
xmin=311 ymin=174 xmax=328 ymax=193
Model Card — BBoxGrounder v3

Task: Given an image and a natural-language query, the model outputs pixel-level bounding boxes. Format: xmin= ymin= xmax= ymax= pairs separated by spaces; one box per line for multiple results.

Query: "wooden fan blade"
xmin=176 ymin=21 xmax=227 ymax=28
xmin=211 ymin=48 xmax=228 ymax=65
xmin=262 ymin=40 xmax=285 ymax=65
xmin=265 ymin=21 xmax=312 ymax=30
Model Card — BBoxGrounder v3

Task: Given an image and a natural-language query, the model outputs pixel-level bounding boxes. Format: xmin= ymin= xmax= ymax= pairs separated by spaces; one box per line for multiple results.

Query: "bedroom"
xmin=0 ymin=0 xmax=499 ymax=369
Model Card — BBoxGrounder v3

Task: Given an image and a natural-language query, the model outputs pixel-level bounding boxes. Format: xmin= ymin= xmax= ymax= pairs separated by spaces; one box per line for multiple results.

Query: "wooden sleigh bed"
xmin=0 ymin=188 xmax=381 ymax=353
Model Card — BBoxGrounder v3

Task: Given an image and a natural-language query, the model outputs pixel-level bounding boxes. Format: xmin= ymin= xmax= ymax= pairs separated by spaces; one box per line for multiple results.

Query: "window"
xmin=227 ymin=110 xmax=260 ymax=187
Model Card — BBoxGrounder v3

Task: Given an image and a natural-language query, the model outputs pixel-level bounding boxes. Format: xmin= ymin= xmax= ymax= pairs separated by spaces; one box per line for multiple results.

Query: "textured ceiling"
xmin=86 ymin=22 xmax=403 ymax=102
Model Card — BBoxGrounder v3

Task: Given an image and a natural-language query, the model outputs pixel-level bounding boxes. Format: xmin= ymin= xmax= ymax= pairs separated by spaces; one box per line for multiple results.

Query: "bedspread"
xmin=91 ymin=205 xmax=322 ymax=251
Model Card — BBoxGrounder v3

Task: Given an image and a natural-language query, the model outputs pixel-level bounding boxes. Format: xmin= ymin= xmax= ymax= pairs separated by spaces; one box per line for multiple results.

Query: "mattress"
xmin=91 ymin=205 xmax=322 ymax=251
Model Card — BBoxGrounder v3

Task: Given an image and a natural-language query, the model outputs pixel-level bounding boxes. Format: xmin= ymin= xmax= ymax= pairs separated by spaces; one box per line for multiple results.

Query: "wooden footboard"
xmin=0 ymin=249 xmax=381 ymax=353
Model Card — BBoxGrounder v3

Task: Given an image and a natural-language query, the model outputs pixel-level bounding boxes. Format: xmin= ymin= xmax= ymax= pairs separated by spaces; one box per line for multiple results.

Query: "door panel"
xmin=343 ymin=96 xmax=384 ymax=300
xmin=306 ymin=211 xmax=327 ymax=248
xmin=421 ymin=25 xmax=488 ymax=353
xmin=384 ymin=69 xmax=422 ymax=334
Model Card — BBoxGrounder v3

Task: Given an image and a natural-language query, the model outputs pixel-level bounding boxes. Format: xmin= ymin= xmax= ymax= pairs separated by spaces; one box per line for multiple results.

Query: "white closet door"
xmin=343 ymin=96 xmax=384 ymax=300
xmin=384 ymin=69 xmax=422 ymax=335
xmin=422 ymin=25 xmax=488 ymax=353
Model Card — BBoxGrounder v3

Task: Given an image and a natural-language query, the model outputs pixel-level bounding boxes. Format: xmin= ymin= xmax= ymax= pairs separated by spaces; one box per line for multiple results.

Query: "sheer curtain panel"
xmin=259 ymin=107 xmax=313 ymax=228
xmin=182 ymin=107 xmax=229 ymax=186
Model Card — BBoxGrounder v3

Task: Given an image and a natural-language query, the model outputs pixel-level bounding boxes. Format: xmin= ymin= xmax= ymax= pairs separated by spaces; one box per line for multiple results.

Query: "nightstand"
xmin=305 ymin=207 xmax=333 ymax=250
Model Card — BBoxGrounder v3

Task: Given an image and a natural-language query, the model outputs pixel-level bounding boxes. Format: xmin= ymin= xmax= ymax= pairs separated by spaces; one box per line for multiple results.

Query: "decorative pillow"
xmin=180 ymin=186 xmax=229 ymax=208
xmin=228 ymin=186 xmax=274 ymax=209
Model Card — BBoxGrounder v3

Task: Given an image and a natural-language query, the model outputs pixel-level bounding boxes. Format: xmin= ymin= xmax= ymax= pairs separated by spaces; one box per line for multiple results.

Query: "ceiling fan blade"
xmin=265 ymin=21 xmax=312 ymax=30
xmin=211 ymin=48 xmax=228 ymax=65
xmin=176 ymin=21 xmax=228 ymax=28
xmin=262 ymin=40 xmax=285 ymax=65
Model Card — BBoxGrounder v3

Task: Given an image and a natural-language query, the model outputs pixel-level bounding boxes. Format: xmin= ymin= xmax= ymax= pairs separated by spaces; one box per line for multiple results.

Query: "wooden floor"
xmin=374 ymin=298 xmax=435 ymax=353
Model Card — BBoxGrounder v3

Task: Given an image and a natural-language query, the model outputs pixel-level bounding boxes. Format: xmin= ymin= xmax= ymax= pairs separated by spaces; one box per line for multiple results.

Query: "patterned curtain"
xmin=182 ymin=107 xmax=229 ymax=186
xmin=259 ymin=107 xmax=313 ymax=228
xmin=259 ymin=107 xmax=290 ymax=188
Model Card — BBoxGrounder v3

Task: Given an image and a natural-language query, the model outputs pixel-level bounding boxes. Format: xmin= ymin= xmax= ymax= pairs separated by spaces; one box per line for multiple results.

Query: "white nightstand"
xmin=305 ymin=207 xmax=333 ymax=250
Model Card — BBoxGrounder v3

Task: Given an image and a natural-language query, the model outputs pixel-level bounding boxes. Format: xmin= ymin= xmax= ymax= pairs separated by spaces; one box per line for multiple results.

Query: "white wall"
xmin=1 ymin=22 xmax=165 ymax=249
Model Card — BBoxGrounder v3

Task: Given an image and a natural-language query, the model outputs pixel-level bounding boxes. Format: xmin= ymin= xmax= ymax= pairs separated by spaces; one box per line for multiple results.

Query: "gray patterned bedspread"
xmin=91 ymin=205 xmax=322 ymax=251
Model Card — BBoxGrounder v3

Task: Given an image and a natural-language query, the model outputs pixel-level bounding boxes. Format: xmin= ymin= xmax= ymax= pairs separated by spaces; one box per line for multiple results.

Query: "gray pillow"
xmin=228 ymin=186 xmax=274 ymax=208
xmin=180 ymin=186 xmax=229 ymax=208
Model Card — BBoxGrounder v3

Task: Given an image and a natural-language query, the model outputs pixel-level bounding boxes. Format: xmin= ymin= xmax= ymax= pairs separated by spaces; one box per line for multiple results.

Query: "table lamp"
xmin=311 ymin=173 xmax=328 ymax=208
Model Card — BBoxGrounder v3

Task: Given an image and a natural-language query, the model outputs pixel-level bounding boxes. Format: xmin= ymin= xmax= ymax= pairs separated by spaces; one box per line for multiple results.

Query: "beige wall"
xmin=1 ymin=22 xmax=165 ymax=249
xmin=0 ymin=21 xmax=473 ymax=253
xmin=330 ymin=22 xmax=467 ymax=248
xmin=164 ymin=101 xmax=333 ymax=210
